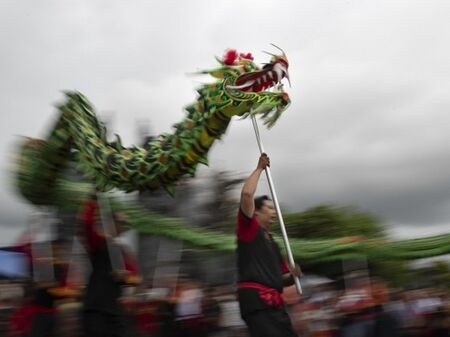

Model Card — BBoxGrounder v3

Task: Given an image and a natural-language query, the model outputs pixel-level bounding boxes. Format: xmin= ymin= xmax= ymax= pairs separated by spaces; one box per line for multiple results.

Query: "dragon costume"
xmin=17 ymin=46 xmax=291 ymax=205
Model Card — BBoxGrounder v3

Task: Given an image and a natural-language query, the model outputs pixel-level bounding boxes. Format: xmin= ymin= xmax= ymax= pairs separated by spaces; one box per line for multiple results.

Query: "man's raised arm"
xmin=240 ymin=153 xmax=270 ymax=218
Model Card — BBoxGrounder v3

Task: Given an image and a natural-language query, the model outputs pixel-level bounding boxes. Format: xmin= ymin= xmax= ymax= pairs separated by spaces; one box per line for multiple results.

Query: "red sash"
xmin=239 ymin=282 xmax=284 ymax=309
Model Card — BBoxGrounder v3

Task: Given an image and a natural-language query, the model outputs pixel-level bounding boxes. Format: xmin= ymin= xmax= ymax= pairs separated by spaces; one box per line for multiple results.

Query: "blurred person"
xmin=384 ymin=290 xmax=408 ymax=331
xmin=237 ymin=153 xmax=301 ymax=337
xmin=174 ymin=278 xmax=205 ymax=337
xmin=202 ymin=286 xmax=221 ymax=336
xmin=131 ymin=286 xmax=162 ymax=337
xmin=370 ymin=278 xmax=400 ymax=337
xmin=28 ymin=241 xmax=71 ymax=337
xmin=414 ymin=288 xmax=442 ymax=315
xmin=401 ymin=290 xmax=427 ymax=337
xmin=423 ymin=308 xmax=449 ymax=337
xmin=289 ymin=295 xmax=317 ymax=337
xmin=336 ymin=274 xmax=375 ymax=337
xmin=7 ymin=286 xmax=34 ymax=337
xmin=0 ymin=280 xmax=25 ymax=336
xmin=6 ymin=239 xmax=37 ymax=337
xmin=79 ymin=195 xmax=141 ymax=337
xmin=159 ymin=289 xmax=178 ymax=337
xmin=7 ymin=239 xmax=73 ymax=337
xmin=0 ymin=280 xmax=24 ymax=305
xmin=216 ymin=290 xmax=246 ymax=337
xmin=336 ymin=275 xmax=401 ymax=337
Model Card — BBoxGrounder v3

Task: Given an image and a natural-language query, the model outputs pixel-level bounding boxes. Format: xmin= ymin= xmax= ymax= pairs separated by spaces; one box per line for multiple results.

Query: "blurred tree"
xmin=200 ymin=171 xmax=244 ymax=230
xmin=276 ymin=205 xmax=386 ymax=239
xmin=410 ymin=260 xmax=450 ymax=290
xmin=430 ymin=260 xmax=450 ymax=290
xmin=270 ymin=205 xmax=403 ymax=283
xmin=369 ymin=260 xmax=410 ymax=288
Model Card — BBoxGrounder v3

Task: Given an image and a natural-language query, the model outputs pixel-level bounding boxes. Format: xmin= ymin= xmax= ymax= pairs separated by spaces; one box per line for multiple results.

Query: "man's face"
xmin=256 ymin=199 xmax=277 ymax=229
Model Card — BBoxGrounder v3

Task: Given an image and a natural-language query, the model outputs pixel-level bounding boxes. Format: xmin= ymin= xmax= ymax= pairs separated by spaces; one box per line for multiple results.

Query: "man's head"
xmin=254 ymin=195 xmax=276 ymax=230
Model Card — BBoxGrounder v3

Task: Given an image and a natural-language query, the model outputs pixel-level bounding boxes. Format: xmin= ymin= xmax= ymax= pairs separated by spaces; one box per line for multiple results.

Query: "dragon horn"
xmin=270 ymin=43 xmax=287 ymax=58
xmin=262 ymin=50 xmax=277 ymax=57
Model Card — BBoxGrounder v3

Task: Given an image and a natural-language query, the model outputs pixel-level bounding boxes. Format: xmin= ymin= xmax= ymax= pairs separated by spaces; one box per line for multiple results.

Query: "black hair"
xmin=254 ymin=195 xmax=271 ymax=210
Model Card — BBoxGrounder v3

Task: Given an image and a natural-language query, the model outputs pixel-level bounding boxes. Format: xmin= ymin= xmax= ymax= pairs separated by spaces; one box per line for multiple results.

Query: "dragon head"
xmin=200 ymin=45 xmax=291 ymax=128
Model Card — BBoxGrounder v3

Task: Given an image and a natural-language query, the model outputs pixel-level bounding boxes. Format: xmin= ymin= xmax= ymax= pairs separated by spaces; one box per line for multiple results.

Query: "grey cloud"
xmin=1 ymin=0 xmax=450 ymax=245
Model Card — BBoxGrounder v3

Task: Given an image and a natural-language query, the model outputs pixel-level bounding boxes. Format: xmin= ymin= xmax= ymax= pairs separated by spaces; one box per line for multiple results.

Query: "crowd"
xmin=0 ymin=157 xmax=447 ymax=337
xmin=0 ymin=273 xmax=449 ymax=337
xmin=289 ymin=278 xmax=449 ymax=337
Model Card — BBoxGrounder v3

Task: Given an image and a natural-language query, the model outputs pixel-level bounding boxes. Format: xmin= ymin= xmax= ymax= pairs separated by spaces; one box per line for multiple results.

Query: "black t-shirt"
xmin=80 ymin=199 xmax=139 ymax=315
xmin=236 ymin=210 xmax=287 ymax=316
xmin=83 ymin=240 xmax=123 ymax=314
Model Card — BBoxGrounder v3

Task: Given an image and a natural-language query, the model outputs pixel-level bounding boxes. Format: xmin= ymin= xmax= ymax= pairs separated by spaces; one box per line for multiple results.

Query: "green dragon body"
xmin=17 ymin=48 xmax=291 ymax=205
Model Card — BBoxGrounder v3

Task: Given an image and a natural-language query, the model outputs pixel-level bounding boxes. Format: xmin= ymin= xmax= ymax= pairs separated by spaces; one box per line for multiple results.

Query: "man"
xmin=27 ymin=240 xmax=72 ymax=337
xmin=237 ymin=153 xmax=300 ymax=337
xmin=79 ymin=195 xmax=140 ymax=337
xmin=7 ymin=239 xmax=72 ymax=337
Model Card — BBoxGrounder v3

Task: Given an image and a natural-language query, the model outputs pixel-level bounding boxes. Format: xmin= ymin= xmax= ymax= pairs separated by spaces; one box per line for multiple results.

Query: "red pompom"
xmin=239 ymin=52 xmax=254 ymax=61
xmin=223 ymin=49 xmax=238 ymax=65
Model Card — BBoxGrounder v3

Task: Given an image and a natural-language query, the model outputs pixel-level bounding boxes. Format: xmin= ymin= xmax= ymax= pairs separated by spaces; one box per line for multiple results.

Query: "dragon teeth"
xmin=274 ymin=68 xmax=283 ymax=83
xmin=226 ymin=80 xmax=254 ymax=90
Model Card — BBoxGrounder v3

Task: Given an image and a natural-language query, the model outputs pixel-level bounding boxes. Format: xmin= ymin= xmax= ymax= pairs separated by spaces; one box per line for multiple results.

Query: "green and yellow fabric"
xmin=16 ymin=48 xmax=291 ymax=205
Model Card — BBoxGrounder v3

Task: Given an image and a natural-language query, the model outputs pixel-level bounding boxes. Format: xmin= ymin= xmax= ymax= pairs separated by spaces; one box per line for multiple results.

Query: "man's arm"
xmin=240 ymin=153 xmax=270 ymax=218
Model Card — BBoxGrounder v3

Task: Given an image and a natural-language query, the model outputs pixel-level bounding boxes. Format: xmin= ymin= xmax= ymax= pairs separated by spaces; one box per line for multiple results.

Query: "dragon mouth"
xmin=226 ymin=60 xmax=290 ymax=93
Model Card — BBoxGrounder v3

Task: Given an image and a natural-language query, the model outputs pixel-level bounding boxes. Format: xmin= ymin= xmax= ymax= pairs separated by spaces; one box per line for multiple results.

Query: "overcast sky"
xmin=1 ymin=0 xmax=450 ymax=245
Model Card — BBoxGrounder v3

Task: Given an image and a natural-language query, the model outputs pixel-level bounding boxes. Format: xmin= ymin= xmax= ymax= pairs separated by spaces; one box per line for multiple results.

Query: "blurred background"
xmin=0 ymin=0 xmax=449 ymax=336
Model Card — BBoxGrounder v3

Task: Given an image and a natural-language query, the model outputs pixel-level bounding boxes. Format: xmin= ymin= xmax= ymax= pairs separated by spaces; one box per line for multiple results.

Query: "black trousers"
xmin=243 ymin=308 xmax=297 ymax=337
xmin=82 ymin=310 xmax=127 ymax=337
xmin=29 ymin=312 xmax=57 ymax=337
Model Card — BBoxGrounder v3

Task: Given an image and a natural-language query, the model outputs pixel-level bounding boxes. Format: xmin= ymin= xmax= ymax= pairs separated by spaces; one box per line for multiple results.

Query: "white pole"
xmin=251 ymin=115 xmax=302 ymax=294
xmin=30 ymin=210 xmax=55 ymax=283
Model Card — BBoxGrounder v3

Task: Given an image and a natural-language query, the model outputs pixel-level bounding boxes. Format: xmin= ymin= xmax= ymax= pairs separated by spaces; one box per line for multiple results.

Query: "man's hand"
xmin=125 ymin=274 xmax=142 ymax=286
xmin=111 ymin=269 xmax=131 ymax=283
xmin=112 ymin=270 xmax=142 ymax=285
xmin=257 ymin=153 xmax=270 ymax=171
xmin=48 ymin=286 xmax=81 ymax=298
xmin=288 ymin=263 xmax=303 ymax=278
xmin=283 ymin=263 xmax=303 ymax=287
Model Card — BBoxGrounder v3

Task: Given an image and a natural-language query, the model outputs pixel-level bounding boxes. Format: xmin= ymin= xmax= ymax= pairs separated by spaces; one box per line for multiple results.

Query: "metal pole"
xmin=30 ymin=210 xmax=55 ymax=283
xmin=251 ymin=115 xmax=302 ymax=294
